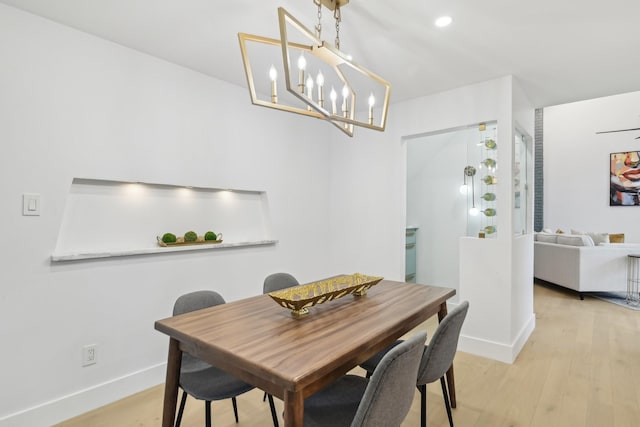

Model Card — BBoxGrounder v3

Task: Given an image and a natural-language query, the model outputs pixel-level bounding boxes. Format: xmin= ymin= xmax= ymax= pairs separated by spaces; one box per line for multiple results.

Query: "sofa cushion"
xmin=557 ymin=234 xmax=595 ymax=246
xmin=570 ymin=229 xmax=610 ymax=245
xmin=537 ymin=233 xmax=558 ymax=243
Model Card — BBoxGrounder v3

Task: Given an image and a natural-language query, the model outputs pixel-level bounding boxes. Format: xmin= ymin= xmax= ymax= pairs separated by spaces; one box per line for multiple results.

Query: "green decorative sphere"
xmin=161 ymin=233 xmax=177 ymax=244
xmin=204 ymin=231 xmax=217 ymax=241
xmin=184 ymin=231 xmax=198 ymax=242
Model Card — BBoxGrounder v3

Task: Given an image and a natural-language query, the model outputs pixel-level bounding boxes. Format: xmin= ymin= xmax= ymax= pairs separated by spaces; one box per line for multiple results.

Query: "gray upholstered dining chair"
xmin=360 ymin=301 xmax=469 ymax=427
xmin=263 ymin=272 xmax=299 ymax=293
xmin=173 ymin=290 xmax=279 ymax=427
xmin=303 ymin=331 xmax=428 ymax=427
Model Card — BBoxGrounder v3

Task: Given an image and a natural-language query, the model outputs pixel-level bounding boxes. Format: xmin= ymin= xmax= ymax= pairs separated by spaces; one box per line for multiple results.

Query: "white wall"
xmin=544 ymin=90 xmax=640 ymax=242
xmin=326 ymin=127 xmax=406 ymax=279
xmin=0 ymin=4 xmax=335 ymax=425
xmin=510 ymin=79 xmax=535 ymax=359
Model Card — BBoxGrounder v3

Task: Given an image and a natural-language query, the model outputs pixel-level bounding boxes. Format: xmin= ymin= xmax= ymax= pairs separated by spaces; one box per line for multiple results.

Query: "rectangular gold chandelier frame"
xmin=238 ymin=32 xmax=354 ymax=136
xmin=238 ymin=4 xmax=391 ymax=137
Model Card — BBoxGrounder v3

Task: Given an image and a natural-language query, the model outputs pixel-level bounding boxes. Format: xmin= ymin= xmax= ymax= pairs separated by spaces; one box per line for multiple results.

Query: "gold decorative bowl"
xmin=268 ymin=273 xmax=384 ymax=317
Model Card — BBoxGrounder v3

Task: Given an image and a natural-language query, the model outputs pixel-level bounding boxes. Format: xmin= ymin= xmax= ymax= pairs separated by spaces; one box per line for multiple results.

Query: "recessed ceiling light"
xmin=435 ymin=16 xmax=452 ymax=28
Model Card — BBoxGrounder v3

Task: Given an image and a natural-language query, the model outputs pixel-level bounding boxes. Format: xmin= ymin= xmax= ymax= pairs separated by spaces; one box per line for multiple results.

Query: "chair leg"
xmin=440 ymin=376 xmax=454 ymax=427
xmin=175 ymin=390 xmax=188 ymax=427
xmin=267 ymin=393 xmax=280 ymax=427
xmin=419 ymin=384 xmax=427 ymax=427
xmin=232 ymin=396 xmax=239 ymax=423
xmin=263 ymin=391 xmax=267 ymax=402
xmin=205 ymin=401 xmax=212 ymax=427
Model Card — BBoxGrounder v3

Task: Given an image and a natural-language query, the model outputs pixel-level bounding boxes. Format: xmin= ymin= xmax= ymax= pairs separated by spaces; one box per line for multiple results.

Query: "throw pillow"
xmin=609 ymin=233 xmax=625 ymax=243
xmin=587 ymin=232 xmax=609 ymax=245
xmin=556 ymin=229 xmax=565 ymax=234
xmin=580 ymin=235 xmax=595 ymax=246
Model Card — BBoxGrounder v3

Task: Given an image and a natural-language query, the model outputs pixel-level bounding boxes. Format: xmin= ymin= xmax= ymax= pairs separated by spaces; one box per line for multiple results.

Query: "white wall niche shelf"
xmin=51 ymin=178 xmax=277 ymax=262
xmin=51 ymin=240 xmax=278 ymax=262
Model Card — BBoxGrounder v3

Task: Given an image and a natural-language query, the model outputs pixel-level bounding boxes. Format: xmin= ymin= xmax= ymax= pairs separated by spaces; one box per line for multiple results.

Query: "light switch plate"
xmin=23 ymin=193 xmax=40 ymax=216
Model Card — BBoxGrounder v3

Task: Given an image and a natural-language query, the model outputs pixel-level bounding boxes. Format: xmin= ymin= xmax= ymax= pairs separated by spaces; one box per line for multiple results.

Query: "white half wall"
xmin=544 ymin=90 xmax=640 ymax=242
xmin=0 ymin=4 xmax=334 ymax=425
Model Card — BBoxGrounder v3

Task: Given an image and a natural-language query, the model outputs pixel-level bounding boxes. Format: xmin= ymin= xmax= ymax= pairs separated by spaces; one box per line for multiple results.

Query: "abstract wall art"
xmin=610 ymin=151 xmax=640 ymax=206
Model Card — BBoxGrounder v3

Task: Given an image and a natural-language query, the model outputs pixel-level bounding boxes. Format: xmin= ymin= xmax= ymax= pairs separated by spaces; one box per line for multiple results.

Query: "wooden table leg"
xmin=283 ymin=390 xmax=304 ymax=427
xmin=161 ymin=338 xmax=182 ymax=427
xmin=438 ymin=302 xmax=457 ymax=408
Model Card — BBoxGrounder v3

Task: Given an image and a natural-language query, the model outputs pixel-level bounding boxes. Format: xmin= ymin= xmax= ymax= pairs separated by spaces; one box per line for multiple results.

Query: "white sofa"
xmin=534 ymin=234 xmax=640 ymax=297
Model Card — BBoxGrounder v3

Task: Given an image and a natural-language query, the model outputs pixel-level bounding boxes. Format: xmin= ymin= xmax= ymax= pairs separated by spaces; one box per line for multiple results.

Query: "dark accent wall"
xmin=534 ymin=108 xmax=543 ymax=232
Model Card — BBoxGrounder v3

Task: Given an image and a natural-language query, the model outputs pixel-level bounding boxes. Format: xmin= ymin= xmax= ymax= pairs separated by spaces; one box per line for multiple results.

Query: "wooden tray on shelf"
xmin=156 ymin=236 xmax=223 ymax=247
xmin=268 ymin=273 xmax=383 ymax=317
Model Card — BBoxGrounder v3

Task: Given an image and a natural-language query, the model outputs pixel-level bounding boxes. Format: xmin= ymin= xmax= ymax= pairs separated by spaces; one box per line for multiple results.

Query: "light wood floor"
xmin=56 ymin=282 xmax=640 ymax=427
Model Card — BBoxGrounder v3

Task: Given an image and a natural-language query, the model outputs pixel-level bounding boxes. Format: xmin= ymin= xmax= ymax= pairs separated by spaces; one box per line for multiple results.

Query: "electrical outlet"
xmin=82 ymin=344 xmax=97 ymax=366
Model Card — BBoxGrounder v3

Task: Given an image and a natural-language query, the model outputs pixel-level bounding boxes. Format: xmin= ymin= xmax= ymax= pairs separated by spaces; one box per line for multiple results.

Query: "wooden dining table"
xmin=155 ymin=279 xmax=456 ymax=427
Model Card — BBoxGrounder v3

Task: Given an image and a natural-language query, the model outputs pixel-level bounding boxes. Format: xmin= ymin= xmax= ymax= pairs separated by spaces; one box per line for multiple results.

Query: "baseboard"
xmin=0 ymin=362 xmax=166 ymax=427
xmin=458 ymin=313 xmax=536 ymax=364
xmin=511 ymin=313 xmax=536 ymax=361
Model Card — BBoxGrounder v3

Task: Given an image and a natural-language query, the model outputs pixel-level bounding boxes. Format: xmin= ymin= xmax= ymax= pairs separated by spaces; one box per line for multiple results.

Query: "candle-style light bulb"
xmin=306 ymin=76 xmax=314 ymax=100
xmin=297 ymin=54 xmax=307 ymax=70
xmin=330 ymin=87 xmax=337 ymax=115
xmin=341 ymin=84 xmax=349 ymax=118
xmin=341 ymin=85 xmax=349 ymax=98
xmin=297 ymin=54 xmax=306 ymax=93
xmin=269 ymin=65 xmax=278 ymax=104
xmin=305 ymin=76 xmax=314 ymax=110
xmin=368 ymin=93 xmax=375 ymax=124
xmin=316 ymin=71 xmax=324 ymax=108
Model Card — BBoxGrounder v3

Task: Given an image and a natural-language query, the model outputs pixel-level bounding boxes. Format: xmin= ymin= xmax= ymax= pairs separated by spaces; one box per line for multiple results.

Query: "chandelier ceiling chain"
xmin=238 ymin=0 xmax=391 ymax=137
xmin=314 ymin=0 xmax=322 ymax=39
xmin=334 ymin=6 xmax=342 ymax=50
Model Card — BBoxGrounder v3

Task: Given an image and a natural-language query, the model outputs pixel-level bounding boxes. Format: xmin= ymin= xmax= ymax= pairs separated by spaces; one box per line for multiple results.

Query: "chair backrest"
xmin=417 ymin=301 xmax=469 ymax=385
xmin=173 ymin=290 xmax=226 ymax=372
xmin=351 ymin=331 xmax=427 ymax=427
xmin=173 ymin=290 xmax=225 ymax=316
xmin=263 ymin=272 xmax=299 ymax=294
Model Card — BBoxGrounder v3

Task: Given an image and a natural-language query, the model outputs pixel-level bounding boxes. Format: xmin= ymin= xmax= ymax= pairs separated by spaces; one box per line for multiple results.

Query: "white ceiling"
xmin=2 ymin=0 xmax=639 ymax=108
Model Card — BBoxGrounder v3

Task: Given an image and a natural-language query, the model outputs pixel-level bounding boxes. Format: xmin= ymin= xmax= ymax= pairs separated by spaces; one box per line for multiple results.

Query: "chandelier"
xmin=238 ymin=0 xmax=391 ymax=137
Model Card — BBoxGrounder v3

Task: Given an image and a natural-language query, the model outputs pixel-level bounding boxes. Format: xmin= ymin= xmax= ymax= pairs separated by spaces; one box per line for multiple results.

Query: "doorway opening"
xmin=405 ymin=121 xmax=497 ymax=290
